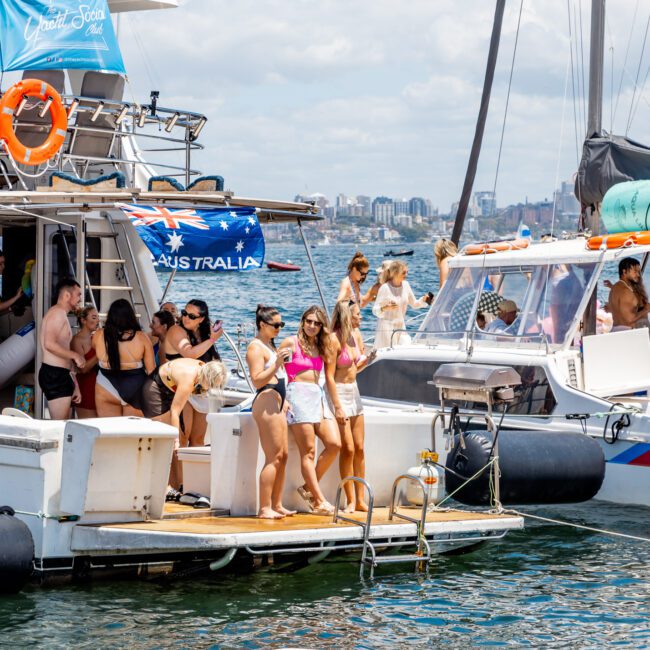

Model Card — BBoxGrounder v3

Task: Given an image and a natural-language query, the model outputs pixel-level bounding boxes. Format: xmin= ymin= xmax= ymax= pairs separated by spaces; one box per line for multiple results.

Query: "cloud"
xmin=116 ymin=0 xmax=650 ymax=211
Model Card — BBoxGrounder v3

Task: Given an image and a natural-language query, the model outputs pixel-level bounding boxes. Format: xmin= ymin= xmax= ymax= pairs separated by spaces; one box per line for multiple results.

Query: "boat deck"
xmin=70 ymin=507 xmax=523 ymax=556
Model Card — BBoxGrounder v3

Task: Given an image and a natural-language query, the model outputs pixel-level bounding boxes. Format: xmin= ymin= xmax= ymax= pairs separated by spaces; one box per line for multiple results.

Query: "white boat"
xmin=0 ymin=1 xmax=522 ymax=589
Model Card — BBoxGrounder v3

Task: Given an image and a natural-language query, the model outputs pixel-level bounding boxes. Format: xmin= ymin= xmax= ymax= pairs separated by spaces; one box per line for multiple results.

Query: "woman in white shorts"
xmin=279 ymin=305 xmax=341 ymax=515
xmin=325 ymin=301 xmax=375 ymax=512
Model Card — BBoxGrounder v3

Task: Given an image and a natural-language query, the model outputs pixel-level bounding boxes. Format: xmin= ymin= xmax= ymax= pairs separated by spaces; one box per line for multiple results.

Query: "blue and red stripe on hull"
xmin=608 ymin=443 xmax=650 ymax=467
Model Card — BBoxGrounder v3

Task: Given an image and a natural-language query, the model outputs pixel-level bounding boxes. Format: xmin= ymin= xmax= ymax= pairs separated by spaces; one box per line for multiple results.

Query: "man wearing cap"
xmin=486 ymin=299 xmax=519 ymax=334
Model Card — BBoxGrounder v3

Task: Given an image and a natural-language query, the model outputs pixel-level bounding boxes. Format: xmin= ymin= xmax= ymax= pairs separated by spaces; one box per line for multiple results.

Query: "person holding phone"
xmin=372 ymin=261 xmax=433 ymax=348
xmin=163 ymin=299 xmax=222 ymax=446
xmin=325 ymin=300 xmax=376 ymax=513
xmin=246 ymin=305 xmax=295 ymax=519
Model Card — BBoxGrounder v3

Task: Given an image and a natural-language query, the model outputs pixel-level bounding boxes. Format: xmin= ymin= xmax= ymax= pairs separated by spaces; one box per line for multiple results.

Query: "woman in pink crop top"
xmin=325 ymin=301 xmax=376 ymax=512
xmin=279 ymin=305 xmax=341 ymax=515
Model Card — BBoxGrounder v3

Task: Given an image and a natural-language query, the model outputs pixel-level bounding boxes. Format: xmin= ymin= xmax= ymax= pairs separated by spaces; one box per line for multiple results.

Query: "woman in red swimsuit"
xmin=71 ymin=305 xmax=100 ymax=418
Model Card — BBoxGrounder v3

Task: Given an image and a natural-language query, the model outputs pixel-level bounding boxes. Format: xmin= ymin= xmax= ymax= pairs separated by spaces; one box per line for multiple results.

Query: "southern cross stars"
xmin=235 ymin=240 xmax=244 ymax=253
xmin=219 ymin=220 xmax=229 ymax=231
xmin=166 ymin=232 xmax=184 ymax=253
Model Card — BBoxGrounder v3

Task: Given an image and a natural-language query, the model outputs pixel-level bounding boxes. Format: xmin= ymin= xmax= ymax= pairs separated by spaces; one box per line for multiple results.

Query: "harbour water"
xmin=2 ymin=242 xmax=650 ymax=648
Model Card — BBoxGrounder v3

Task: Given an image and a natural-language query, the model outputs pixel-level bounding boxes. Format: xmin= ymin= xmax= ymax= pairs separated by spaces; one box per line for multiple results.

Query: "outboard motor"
xmin=0 ymin=506 xmax=34 ymax=593
xmin=446 ymin=429 xmax=605 ymax=505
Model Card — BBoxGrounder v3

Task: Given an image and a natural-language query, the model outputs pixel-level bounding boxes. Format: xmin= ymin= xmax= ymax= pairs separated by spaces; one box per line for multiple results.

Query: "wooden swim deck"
xmin=70 ymin=506 xmax=523 ymax=556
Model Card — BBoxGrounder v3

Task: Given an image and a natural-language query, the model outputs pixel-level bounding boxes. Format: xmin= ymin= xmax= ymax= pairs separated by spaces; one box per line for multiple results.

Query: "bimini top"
xmin=453 ymin=236 xmax=650 ymax=268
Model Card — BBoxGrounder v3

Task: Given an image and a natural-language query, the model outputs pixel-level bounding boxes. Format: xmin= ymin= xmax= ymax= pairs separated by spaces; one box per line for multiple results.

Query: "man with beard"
xmin=608 ymin=257 xmax=650 ymax=330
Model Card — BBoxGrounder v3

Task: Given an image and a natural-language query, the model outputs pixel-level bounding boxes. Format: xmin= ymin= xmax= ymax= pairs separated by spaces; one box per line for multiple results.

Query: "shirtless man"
xmin=607 ymin=257 xmax=650 ymax=329
xmin=39 ymin=278 xmax=85 ymax=419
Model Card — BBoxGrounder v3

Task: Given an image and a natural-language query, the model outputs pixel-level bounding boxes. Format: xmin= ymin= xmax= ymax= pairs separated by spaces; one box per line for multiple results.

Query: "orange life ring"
xmin=585 ymin=231 xmax=650 ymax=250
xmin=463 ymin=238 xmax=530 ymax=255
xmin=0 ymin=79 xmax=68 ymax=166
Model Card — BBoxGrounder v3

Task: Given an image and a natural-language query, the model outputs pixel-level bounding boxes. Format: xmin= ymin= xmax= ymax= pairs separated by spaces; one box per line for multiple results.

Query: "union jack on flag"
xmin=121 ymin=204 xmax=209 ymax=230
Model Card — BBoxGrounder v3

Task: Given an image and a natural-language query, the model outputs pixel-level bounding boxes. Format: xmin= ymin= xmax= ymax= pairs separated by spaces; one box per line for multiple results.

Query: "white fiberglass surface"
xmin=417 ymin=261 xmax=599 ymax=349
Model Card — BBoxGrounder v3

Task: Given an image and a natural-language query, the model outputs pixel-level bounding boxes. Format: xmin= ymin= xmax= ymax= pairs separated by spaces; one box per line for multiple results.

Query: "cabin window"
xmin=356 ymin=359 xmax=557 ymax=416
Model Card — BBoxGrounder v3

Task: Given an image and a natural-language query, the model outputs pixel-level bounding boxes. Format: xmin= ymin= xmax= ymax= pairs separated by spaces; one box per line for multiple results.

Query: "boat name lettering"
xmin=155 ymin=254 xmax=261 ymax=271
xmin=23 ymin=5 xmax=106 ymax=45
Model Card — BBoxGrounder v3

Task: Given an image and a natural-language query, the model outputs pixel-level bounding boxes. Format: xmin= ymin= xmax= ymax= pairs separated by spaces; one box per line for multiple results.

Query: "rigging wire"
xmin=613 ymin=0 xmax=640 ymax=127
xmin=625 ymin=9 xmax=650 ymax=135
xmin=628 ymin=63 xmax=650 ymax=131
xmin=577 ymin=0 xmax=588 ymax=131
xmin=567 ymin=0 xmax=583 ymax=208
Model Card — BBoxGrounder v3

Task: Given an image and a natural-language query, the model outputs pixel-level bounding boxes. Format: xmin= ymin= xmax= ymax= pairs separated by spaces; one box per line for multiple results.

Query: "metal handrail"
xmin=333 ymin=476 xmax=375 ymax=567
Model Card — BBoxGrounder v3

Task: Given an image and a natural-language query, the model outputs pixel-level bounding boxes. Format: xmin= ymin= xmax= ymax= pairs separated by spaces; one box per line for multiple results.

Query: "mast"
xmin=451 ymin=0 xmax=506 ymax=246
xmin=584 ymin=0 xmax=605 ymax=336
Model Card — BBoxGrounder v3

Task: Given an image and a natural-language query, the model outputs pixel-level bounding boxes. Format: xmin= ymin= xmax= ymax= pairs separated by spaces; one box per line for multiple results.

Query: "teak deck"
xmin=70 ymin=507 xmax=524 ymax=555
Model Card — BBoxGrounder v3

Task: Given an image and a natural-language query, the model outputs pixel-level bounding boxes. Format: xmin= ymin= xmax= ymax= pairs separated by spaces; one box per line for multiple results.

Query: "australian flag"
xmin=120 ymin=204 xmax=265 ymax=272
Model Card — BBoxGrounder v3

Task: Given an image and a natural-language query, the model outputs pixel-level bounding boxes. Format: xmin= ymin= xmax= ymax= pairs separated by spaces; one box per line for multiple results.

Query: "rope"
xmin=613 ymin=0 xmax=640 ymax=126
xmin=503 ymin=508 xmax=650 ymax=543
xmin=433 ymin=457 xmax=497 ymax=509
xmin=626 ymin=9 xmax=650 ymax=135
xmin=13 ymin=509 xmax=79 ymax=522
xmin=1 ymin=140 xmax=58 ymax=179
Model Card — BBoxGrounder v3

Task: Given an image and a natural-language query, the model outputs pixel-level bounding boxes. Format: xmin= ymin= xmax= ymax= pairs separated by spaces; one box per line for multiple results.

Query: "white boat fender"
xmin=0 ymin=321 xmax=36 ymax=389
xmin=0 ymin=505 xmax=34 ymax=594
xmin=406 ymin=450 xmax=445 ymax=506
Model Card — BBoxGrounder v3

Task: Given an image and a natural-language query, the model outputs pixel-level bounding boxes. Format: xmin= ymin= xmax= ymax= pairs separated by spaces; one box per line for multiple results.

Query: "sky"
xmin=61 ymin=1 xmax=650 ymax=210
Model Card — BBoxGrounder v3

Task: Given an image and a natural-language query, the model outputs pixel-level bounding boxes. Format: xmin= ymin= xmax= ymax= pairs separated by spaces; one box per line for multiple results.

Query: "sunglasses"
xmin=181 ymin=309 xmax=202 ymax=321
xmin=265 ymin=320 xmax=285 ymax=329
xmin=359 ymin=271 xmax=368 ymax=278
xmin=304 ymin=318 xmax=322 ymax=327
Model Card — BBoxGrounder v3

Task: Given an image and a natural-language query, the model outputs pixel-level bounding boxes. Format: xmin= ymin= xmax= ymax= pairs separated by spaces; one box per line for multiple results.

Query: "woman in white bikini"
xmin=246 ymin=305 xmax=295 ymax=519
xmin=325 ymin=300 xmax=375 ymax=512
xmin=337 ymin=251 xmax=375 ymax=307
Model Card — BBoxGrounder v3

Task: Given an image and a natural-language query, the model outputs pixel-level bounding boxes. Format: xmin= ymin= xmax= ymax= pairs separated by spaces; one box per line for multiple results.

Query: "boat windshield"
xmin=417 ymin=261 xmax=599 ymax=349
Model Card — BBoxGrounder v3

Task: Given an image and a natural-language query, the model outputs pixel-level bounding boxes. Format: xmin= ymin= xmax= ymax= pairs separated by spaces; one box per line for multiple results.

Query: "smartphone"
xmin=284 ymin=348 xmax=293 ymax=363
xmin=212 ymin=320 xmax=223 ymax=332
xmin=426 ymin=291 xmax=434 ymax=303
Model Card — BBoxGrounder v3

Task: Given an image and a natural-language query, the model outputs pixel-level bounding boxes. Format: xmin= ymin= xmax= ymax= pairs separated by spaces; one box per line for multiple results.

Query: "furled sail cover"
xmin=575 ymin=133 xmax=650 ymax=208
xmin=0 ymin=0 xmax=125 ymax=74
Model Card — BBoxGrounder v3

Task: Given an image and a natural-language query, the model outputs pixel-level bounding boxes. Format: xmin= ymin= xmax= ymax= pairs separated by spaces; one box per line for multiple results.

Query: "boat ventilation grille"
xmin=567 ymin=358 xmax=578 ymax=388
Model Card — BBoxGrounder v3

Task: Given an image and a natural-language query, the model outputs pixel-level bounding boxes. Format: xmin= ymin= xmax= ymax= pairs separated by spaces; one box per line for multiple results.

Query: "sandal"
xmin=165 ymin=487 xmax=181 ymax=502
xmin=312 ymin=502 xmax=335 ymax=516
xmin=297 ymin=486 xmax=315 ymax=510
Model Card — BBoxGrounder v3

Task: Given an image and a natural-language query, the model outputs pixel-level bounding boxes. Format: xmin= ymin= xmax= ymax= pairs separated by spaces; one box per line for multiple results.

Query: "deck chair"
xmin=68 ymin=71 xmax=125 ymax=170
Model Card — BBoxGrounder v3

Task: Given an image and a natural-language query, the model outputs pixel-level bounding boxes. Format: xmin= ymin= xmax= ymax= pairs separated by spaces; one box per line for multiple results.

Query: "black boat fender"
xmin=0 ymin=505 xmax=34 ymax=593
xmin=445 ymin=429 xmax=605 ymax=506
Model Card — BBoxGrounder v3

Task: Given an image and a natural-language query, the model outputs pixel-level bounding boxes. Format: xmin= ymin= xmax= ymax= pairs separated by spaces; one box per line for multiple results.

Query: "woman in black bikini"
xmin=163 ymin=299 xmax=222 ymax=445
xmin=246 ymin=305 xmax=294 ymax=519
xmin=141 ymin=357 xmax=227 ymax=491
xmin=93 ymin=299 xmax=155 ymax=416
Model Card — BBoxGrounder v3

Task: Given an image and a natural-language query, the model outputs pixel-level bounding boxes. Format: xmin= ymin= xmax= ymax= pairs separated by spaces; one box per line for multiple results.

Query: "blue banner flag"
xmin=0 ymin=0 xmax=125 ymax=74
xmin=120 ymin=204 xmax=266 ymax=272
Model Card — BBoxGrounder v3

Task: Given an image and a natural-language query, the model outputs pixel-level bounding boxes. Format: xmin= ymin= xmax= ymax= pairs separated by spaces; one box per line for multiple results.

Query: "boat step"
xmin=370 ymin=553 xmax=428 ymax=565
xmin=86 ymin=231 xmax=119 ymax=238
xmin=85 ymin=258 xmax=126 ymax=264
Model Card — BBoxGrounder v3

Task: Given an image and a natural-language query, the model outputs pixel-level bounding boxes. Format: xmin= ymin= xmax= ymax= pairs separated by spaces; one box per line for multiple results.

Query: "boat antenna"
xmin=451 ymin=0 xmax=506 ymax=246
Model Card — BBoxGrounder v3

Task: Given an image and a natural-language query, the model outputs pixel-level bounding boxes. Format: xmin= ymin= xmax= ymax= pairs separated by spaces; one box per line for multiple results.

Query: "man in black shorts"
xmin=39 ymin=278 xmax=85 ymax=419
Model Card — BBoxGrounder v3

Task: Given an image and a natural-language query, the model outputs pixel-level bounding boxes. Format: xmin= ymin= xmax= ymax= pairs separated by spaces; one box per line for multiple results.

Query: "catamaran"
xmin=0 ymin=0 xmax=523 ymax=591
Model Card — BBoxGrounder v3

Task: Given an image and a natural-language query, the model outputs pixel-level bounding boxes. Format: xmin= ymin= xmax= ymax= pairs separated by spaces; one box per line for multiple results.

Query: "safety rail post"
xmin=333 ymin=476 xmax=374 ymax=570
xmin=389 ymin=474 xmax=431 ymax=562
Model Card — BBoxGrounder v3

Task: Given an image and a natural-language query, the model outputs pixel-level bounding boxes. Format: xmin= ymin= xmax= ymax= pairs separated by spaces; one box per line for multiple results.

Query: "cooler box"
xmin=178 ymin=446 xmax=211 ymax=497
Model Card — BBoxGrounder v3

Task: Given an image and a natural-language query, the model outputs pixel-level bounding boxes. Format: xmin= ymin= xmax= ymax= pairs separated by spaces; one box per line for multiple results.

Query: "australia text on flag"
xmin=119 ymin=204 xmax=266 ymax=272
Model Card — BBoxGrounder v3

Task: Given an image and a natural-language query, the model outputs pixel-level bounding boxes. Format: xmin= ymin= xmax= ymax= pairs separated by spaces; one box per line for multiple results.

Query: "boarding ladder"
xmin=333 ymin=475 xmax=432 ymax=579
xmin=84 ymin=213 xmax=151 ymax=323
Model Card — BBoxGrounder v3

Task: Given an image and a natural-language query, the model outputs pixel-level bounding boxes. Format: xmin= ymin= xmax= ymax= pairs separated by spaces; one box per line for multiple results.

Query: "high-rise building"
xmin=372 ymin=196 xmax=394 ymax=224
xmin=393 ymin=198 xmax=409 ymax=216
xmin=356 ymin=195 xmax=372 ymax=217
xmin=554 ymin=181 xmax=580 ymax=216
xmin=474 ymin=191 xmax=497 ymax=217
xmin=409 ymin=197 xmax=428 ymax=217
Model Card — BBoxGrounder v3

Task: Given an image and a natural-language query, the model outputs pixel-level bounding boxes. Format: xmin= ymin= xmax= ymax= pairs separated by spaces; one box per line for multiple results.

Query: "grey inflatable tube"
xmin=445 ymin=430 xmax=606 ymax=506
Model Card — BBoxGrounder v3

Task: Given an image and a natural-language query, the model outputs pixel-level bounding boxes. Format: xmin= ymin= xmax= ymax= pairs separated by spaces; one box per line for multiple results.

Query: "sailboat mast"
xmin=451 ymin=0 xmax=506 ymax=246
xmin=584 ymin=0 xmax=605 ymax=336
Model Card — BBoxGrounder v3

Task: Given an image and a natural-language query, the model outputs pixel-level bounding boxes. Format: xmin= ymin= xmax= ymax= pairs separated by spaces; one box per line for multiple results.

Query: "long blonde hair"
xmin=434 ymin=238 xmax=458 ymax=266
xmin=330 ymin=300 xmax=354 ymax=356
xmin=385 ymin=260 xmax=407 ymax=283
xmin=298 ymin=305 xmax=330 ymax=357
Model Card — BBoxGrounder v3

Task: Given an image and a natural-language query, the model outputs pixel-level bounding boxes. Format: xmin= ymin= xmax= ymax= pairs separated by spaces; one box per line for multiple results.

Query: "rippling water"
xmin=3 ymin=243 xmax=650 ymax=647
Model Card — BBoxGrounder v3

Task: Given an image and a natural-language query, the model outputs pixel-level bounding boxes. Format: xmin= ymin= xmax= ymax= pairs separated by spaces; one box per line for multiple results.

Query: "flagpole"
xmin=297 ymin=219 xmax=329 ymax=316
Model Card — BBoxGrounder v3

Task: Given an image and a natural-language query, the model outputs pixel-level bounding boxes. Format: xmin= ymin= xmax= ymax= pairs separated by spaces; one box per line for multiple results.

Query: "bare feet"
xmin=258 ymin=507 xmax=285 ymax=519
xmin=274 ymin=505 xmax=297 ymax=516
xmin=356 ymin=501 xmax=369 ymax=512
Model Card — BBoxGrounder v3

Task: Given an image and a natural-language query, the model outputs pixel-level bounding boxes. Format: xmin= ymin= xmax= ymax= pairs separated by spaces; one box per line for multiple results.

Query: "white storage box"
xmin=177 ymin=446 xmax=211 ymax=497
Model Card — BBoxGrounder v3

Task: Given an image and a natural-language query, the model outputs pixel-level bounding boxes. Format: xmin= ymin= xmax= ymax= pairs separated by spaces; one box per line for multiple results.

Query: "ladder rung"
xmin=89 ymin=285 xmax=133 ymax=291
xmin=86 ymin=231 xmax=118 ymax=238
xmin=370 ymin=554 xmax=428 ymax=565
xmin=86 ymin=258 xmax=126 ymax=264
